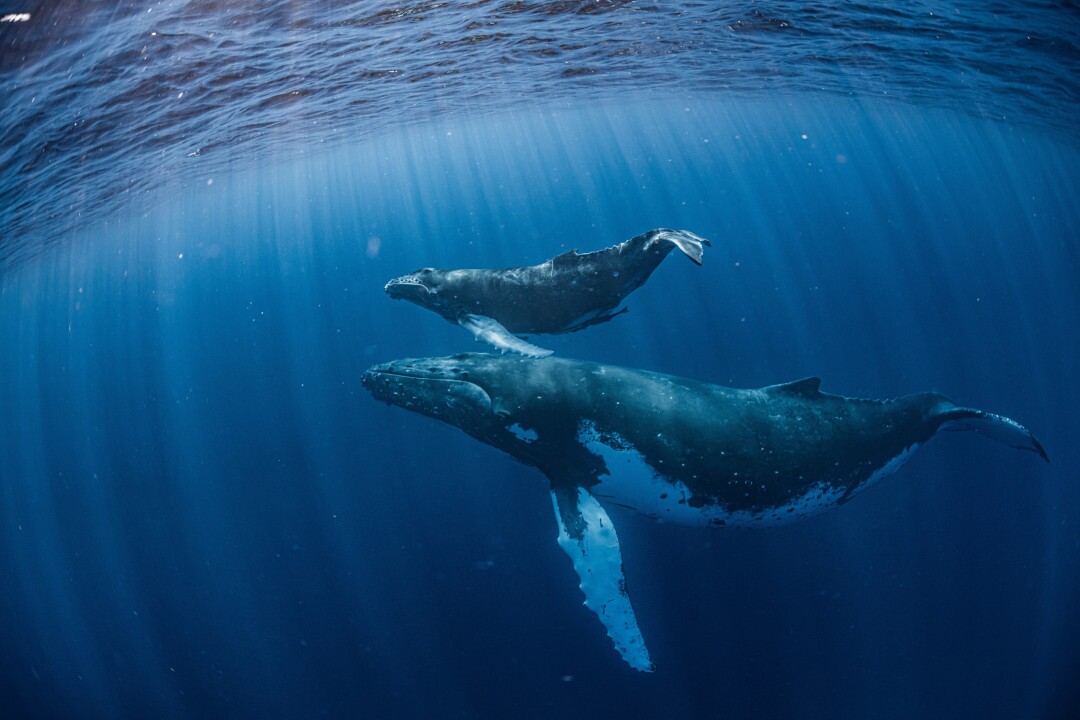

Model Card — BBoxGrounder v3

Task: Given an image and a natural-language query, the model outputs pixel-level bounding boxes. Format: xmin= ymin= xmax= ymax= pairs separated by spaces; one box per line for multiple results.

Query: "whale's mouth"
xmin=384 ymin=275 xmax=432 ymax=298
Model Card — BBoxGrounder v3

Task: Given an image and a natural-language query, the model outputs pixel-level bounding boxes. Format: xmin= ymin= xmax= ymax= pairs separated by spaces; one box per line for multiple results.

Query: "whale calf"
xmin=362 ymin=353 xmax=1048 ymax=671
xmin=384 ymin=228 xmax=710 ymax=357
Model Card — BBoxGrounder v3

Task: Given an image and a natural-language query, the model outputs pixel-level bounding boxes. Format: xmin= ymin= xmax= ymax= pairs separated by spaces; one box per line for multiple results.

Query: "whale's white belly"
xmin=578 ymin=420 xmax=917 ymax=528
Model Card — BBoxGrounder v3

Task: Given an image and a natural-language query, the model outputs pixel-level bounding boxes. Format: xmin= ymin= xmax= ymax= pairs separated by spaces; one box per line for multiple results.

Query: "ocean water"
xmin=2 ymin=2 xmax=1079 ymax=719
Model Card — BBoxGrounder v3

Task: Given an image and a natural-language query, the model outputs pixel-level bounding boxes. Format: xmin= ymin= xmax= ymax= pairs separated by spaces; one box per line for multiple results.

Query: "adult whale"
xmin=362 ymin=353 xmax=1048 ymax=672
xmin=383 ymin=228 xmax=710 ymax=357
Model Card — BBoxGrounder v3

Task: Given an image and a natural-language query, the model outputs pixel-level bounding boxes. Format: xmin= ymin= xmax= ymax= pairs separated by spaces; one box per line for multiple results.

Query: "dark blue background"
xmin=1 ymin=98 xmax=1078 ymax=719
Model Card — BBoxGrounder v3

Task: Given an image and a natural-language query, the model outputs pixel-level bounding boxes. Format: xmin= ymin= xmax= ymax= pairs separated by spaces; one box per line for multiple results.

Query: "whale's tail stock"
xmin=935 ymin=404 xmax=1049 ymax=462
xmin=649 ymin=228 xmax=711 ymax=266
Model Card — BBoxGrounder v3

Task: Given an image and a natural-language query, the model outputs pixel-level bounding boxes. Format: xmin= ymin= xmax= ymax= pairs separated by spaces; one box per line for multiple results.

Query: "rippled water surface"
xmin=2 ymin=0 xmax=1079 ymax=266
xmin=2 ymin=3 xmax=1080 ymax=720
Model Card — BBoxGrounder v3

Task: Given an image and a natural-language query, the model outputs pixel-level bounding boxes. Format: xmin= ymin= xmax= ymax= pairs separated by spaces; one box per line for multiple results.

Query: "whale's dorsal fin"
xmin=458 ymin=313 xmax=553 ymax=358
xmin=766 ymin=377 xmax=822 ymax=398
xmin=550 ymin=485 xmax=654 ymax=672
xmin=550 ymin=249 xmax=581 ymax=268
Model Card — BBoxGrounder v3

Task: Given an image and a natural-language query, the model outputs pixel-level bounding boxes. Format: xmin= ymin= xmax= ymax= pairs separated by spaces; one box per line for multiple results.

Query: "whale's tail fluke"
xmin=649 ymin=228 xmax=711 ymax=266
xmin=936 ymin=405 xmax=1049 ymax=462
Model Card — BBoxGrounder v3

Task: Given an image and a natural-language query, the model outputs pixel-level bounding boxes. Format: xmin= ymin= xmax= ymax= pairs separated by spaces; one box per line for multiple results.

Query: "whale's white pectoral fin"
xmin=550 ymin=485 xmax=654 ymax=672
xmin=458 ymin=313 xmax=553 ymax=358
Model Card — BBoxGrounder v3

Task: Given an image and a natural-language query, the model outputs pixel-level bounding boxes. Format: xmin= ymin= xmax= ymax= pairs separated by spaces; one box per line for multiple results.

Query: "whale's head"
xmin=362 ymin=353 xmax=571 ymax=468
xmin=385 ymin=268 xmax=469 ymax=322
xmin=364 ymin=354 xmax=496 ymax=431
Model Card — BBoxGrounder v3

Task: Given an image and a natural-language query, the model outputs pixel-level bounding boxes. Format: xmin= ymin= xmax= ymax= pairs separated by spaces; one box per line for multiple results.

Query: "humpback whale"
xmin=384 ymin=228 xmax=710 ymax=357
xmin=362 ymin=353 xmax=1048 ymax=672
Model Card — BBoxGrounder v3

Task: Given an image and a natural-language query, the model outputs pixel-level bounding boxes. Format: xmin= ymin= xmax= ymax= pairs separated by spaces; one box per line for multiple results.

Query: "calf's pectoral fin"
xmin=458 ymin=313 xmax=553 ymax=358
xmin=550 ymin=484 xmax=654 ymax=672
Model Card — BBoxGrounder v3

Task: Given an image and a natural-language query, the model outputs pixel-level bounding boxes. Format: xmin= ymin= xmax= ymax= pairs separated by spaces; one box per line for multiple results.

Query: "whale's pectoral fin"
xmin=550 ymin=485 xmax=654 ymax=672
xmin=458 ymin=313 xmax=553 ymax=358
xmin=650 ymin=229 xmax=712 ymax=266
xmin=591 ymin=306 xmax=629 ymax=326
xmin=561 ymin=306 xmax=629 ymax=333
xmin=937 ymin=406 xmax=1050 ymax=462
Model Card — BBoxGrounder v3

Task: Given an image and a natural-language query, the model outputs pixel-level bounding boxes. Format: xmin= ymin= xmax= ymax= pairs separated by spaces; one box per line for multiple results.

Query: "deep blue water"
xmin=2 ymin=3 xmax=1080 ymax=720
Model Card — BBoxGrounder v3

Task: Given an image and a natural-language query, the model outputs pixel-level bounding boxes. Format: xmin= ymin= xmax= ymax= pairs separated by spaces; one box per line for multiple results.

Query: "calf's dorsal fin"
xmin=765 ymin=376 xmax=823 ymax=398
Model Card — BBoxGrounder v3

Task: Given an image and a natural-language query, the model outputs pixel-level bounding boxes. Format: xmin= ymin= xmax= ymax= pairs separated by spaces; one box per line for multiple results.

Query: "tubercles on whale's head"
xmin=385 ymin=268 xmax=439 ymax=302
xmin=361 ymin=354 xmax=538 ymax=451
xmin=362 ymin=355 xmax=500 ymax=440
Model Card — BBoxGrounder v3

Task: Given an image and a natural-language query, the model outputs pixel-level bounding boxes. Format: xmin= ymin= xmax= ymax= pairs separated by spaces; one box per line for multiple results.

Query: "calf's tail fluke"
xmin=937 ymin=406 xmax=1049 ymax=463
xmin=650 ymin=228 xmax=711 ymax=266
